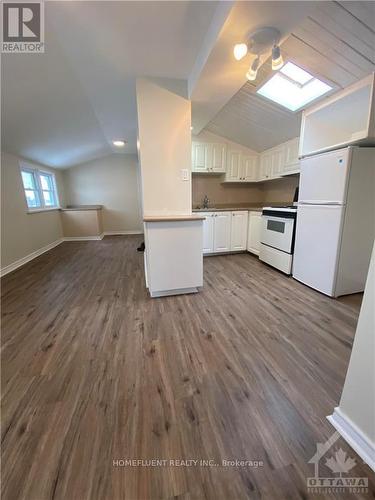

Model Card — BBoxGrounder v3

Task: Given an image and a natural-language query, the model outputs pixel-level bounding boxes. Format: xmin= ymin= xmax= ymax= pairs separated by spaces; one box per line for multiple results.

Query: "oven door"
xmin=261 ymin=215 xmax=294 ymax=253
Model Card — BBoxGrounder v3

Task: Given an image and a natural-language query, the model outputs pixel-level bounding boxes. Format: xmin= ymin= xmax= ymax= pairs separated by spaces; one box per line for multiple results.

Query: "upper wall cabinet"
xmin=271 ymin=146 xmax=284 ymax=178
xmin=242 ymin=155 xmax=258 ymax=181
xmin=224 ymin=151 xmax=258 ymax=182
xmin=282 ymin=137 xmax=300 ymax=176
xmin=211 ymin=143 xmax=227 ymax=173
xmin=192 ymin=142 xmax=208 ymax=172
xmin=192 ymin=142 xmax=226 ymax=173
xmin=300 ymin=74 xmax=375 ymax=158
xmin=193 ymin=136 xmax=300 ymax=181
xmin=259 ymin=151 xmax=272 ymax=181
xmin=225 ymin=150 xmax=242 ymax=180
xmin=259 ymin=147 xmax=285 ymax=181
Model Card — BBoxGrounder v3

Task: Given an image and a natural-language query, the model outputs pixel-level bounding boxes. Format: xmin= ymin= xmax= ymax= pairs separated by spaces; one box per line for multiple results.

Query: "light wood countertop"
xmin=61 ymin=205 xmax=103 ymax=211
xmin=143 ymin=215 xmax=206 ymax=222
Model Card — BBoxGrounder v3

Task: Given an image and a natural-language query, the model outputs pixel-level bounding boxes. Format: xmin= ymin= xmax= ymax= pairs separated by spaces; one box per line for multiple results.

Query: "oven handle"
xmin=262 ymin=215 xmax=294 ymax=224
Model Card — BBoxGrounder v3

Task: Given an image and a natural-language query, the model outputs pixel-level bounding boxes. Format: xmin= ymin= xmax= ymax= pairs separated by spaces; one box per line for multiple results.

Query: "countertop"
xmin=61 ymin=205 xmax=103 ymax=211
xmin=192 ymin=202 xmax=293 ymax=213
xmin=144 ymin=215 xmax=206 ymax=222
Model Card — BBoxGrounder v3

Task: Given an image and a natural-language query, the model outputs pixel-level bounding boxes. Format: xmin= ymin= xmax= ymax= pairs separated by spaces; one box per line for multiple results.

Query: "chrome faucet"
xmin=203 ymin=195 xmax=209 ymax=209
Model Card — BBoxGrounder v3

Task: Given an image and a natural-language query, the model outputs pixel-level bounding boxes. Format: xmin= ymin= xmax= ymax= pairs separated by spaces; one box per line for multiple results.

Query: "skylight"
xmin=257 ymin=62 xmax=332 ymax=111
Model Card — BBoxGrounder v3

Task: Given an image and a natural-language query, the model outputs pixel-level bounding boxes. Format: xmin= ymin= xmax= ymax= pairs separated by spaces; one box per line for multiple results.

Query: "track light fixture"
xmin=233 ymin=27 xmax=284 ymax=81
xmin=246 ymin=56 xmax=260 ymax=81
xmin=271 ymin=44 xmax=284 ymax=70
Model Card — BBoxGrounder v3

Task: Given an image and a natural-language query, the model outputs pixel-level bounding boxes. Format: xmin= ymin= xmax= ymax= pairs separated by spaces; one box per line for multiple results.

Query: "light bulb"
xmin=112 ymin=140 xmax=126 ymax=147
xmin=233 ymin=43 xmax=248 ymax=61
xmin=272 ymin=45 xmax=284 ymax=70
xmin=246 ymin=56 xmax=260 ymax=81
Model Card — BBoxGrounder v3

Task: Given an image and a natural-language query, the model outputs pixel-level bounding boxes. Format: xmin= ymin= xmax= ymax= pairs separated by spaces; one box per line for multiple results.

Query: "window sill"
xmin=27 ymin=207 xmax=61 ymax=214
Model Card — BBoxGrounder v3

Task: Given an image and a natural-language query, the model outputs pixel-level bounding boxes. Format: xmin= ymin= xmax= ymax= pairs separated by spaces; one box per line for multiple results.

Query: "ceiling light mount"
xmin=247 ymin=27 xmax=281 ymax=55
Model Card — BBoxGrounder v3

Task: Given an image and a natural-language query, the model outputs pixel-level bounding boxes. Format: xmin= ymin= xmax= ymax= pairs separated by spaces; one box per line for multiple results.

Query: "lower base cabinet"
xmin=203 ymin=211 xmax=248 ymax=255
xmin=247 ymin=211 xmax=262 ymax=255
xmin=230 ymin=211 xmax=248 ymax=251
xmin=202 ymin=213 xmax=215 ymax=253
xmin=213 ymin=212 xmax=231 ymax=252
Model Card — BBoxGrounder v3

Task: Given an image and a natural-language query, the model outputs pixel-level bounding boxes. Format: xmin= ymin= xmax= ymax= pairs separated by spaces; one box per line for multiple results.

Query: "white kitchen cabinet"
xmin=259 ymin=152 xmax=272 ymax=181
xmin=192 ymin=142 xmax=209 ymax=172
xmin=230 ymin=211 xmax=249 ymax=251
xmin=225 ymin=150 xmax=242 ymax=180
xmin=261 ymin=144 xmax=296 ymax=180
xmin=213 ymin=212 xmax=232 ymax=252
xmin=242 ymin=155 xmax=258 ymax=181
xmin=211 ymin=143 xmax=226 ymax=173
xmin=271 ymin=147 xmax=284 ymax=178
xmin=225 ymin=151 xmax=259 ymax=182
xmin=202 ymin=212 xmax=215 ymax=254
xmin=247 ymin=211 xmax=262 ymax=255
xmin=300 ymin=74 xmax=375 ymax=158
xmin=282 ymin=137 xmax=300 ymax=175
xmin=192 ymin=142 xmax=226 ymax=173
xmin=260 ymin=146 xmax=283 ymax=180
xmin=203 ymin=211 xmax=251 ymax=255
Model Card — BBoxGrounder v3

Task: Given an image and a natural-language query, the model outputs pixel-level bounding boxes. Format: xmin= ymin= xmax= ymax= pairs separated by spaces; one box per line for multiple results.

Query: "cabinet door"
xmin=283 ymin=138 xmax=300 ymax=175
xmin=230 ymin=211 xmax=249 ymax=251
xmin=213 ymin=212 xmax=231 ymax=253
xmin=202 ymin=213 xmax=214 ymax=254
xmin=242 ymin=155 xmax=258 ymax=181
xmin=259 ymin=153 xmax=272 ymax=180
xmin=247 ymin=212 xmax=262 ymax=255
xmin=192 ymin=143 xmax=208 ymax=172
xmin=211 ymin=143 xmax=226 ymax=173
xmin=271 ymin=147 xmax=284 ymax=178
xmin=225 ymin=150 xmax=242 ymax=181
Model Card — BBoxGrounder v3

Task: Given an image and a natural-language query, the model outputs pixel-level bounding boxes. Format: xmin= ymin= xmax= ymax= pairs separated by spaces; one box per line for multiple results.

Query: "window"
xmin=20 ymin=164 xmax=59 ymax=210
xmin=257 ymin=62 xmax=332 ymax=112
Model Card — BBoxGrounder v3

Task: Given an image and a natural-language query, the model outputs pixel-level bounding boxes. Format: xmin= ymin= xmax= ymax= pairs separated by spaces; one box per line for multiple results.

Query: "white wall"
xmin=193 ymin=130 xmax=258 ymax=155
xmin=338 ymin=243 xmax=375 ymax=444
xmin=136 ymin=78 xmax=192 ymax=216
xmin=1 ymin=152 xmax=64 ymax=269
xmin=63 ymin=154 xmax=142 ymax=233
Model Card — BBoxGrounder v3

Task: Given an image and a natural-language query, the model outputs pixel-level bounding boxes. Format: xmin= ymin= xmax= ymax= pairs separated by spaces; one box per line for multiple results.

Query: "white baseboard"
xmin=0 ymin=238 xmax=63 ymax=277
xmin=62 ymin=234 xmax=104 ymax=241
xmin=327 ymin=407 xmax=375 ymax=472
xmin=103 ymin=231 xmax=143 ymax=236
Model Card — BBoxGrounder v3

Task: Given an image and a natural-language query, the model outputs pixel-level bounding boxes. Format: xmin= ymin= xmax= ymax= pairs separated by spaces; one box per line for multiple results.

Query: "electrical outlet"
xmin=181 ymin=169 xmax=189 ymax=181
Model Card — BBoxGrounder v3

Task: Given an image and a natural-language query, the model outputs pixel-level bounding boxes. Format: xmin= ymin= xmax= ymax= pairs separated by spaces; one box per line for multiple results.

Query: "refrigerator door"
xmin=299 ymin=148 xmax=351 ymax=204
xmin=292 ymin=204 xmax=345 ymax=296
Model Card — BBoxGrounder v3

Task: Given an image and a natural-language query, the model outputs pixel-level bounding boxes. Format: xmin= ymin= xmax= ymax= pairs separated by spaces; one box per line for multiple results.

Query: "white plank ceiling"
xmin=205 ymin=1 xmax=375 ymax=152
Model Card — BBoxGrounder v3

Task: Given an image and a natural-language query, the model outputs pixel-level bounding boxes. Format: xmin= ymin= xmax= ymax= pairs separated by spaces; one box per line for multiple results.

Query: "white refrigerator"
xmin=293 ymin=146 xmax=375 ymax=297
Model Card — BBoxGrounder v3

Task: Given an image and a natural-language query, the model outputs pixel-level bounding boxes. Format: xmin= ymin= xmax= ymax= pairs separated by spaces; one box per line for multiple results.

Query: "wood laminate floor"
xmin=1 ymin=236 xmax=374 ymax=500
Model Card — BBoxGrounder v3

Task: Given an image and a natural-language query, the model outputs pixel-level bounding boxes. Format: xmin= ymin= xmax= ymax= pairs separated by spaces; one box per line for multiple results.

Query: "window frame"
xmin=20 ymin=162 xmax=60 ymax=212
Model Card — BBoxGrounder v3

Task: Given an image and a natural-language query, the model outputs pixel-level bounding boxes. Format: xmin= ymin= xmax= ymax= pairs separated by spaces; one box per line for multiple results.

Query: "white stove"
xmin=259 ymin=206 xmax=297 ymax=274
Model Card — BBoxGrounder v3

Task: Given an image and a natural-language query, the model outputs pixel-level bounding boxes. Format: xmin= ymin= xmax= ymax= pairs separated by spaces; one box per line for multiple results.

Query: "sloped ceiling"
xmin=205 ymin=1 xmax=375 ymax=152
xmin=2 ymin=1 xmax=374 ymax=165
xmin=1 ymin=1 xmax=220 ymax=168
